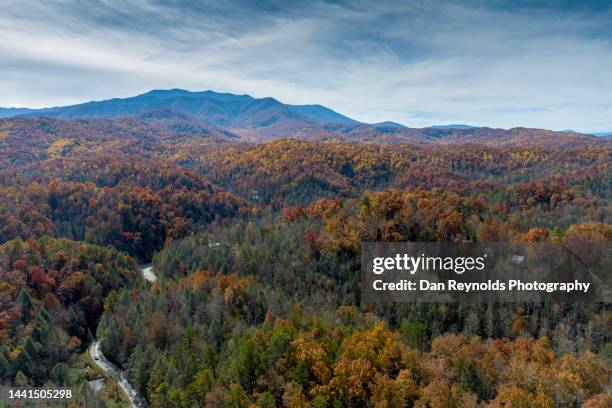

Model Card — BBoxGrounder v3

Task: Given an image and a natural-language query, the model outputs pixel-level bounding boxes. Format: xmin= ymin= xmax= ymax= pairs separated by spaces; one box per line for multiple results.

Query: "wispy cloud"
xmin=1 ymin=0 xmax=612 ymax=131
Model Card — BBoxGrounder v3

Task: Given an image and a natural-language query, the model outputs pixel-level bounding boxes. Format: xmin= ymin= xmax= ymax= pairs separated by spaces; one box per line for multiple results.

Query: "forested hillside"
xmin=0 ymin=116 xmax=247 ymax=259
xmin=3 ymin=115 xmax=608 ymax=258
xmin=184 ymin=139 xmax=611 ymax=206
xmin=97 ymin=183 xmax=611 ymax=406
xmin=0 ymin=237 xmax=137 ymax=406
xmin=99 ymin=208 xmax=611 ymax=406
xmin=0 ymin=164 xmax=245 ymax=260
xmin=0 ymin=106 xmax=610 ymax=407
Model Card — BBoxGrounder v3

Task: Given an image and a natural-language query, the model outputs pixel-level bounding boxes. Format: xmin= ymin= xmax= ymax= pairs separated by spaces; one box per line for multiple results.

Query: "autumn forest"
xmin=0 ymin=93 xmax=611 ymax=407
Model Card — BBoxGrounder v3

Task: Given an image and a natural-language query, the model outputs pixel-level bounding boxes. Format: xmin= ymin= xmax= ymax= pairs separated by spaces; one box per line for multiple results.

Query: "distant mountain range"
xmin=562 ymin=129 xmax=612 ymax=137
xmin=0 ymin=91 xmax=472 ymax=131
xmin=428 ymin=124 xmax=476 ymax=129
xmin=1 ymin=89 xmax=609 ymax=146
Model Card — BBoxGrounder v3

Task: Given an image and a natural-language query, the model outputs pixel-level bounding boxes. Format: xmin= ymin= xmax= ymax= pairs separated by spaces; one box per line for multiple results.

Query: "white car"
xmin=94 ymin=354 xmax=100 ymax=360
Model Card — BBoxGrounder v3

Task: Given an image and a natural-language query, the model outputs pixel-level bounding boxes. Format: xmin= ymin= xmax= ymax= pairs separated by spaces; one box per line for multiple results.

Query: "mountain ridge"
xmin=1 ymin=89 xmax=351 ymax=129
xmin=0 ymin=89 xmax=607 ymax=146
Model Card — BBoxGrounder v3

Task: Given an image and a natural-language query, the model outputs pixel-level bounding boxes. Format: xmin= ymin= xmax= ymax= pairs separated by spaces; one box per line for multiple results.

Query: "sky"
xmin=2 ymin=0 xmax=612 ymax=132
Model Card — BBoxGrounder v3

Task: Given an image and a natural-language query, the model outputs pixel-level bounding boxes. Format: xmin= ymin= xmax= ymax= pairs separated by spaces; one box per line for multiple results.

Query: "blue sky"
xmin=2 ymin=0 xmax=612 ymax=131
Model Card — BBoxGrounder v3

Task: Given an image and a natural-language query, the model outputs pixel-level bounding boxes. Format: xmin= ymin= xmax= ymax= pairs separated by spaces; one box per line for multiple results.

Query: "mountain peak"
xmin=139 ymin=88 xmax=191 ymax=97
xmin=137 ymin=89 xmax=254 ymax=101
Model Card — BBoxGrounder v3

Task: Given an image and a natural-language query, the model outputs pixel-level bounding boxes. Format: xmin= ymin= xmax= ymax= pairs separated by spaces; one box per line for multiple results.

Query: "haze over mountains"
xmin=0 ymin=89 xmax=609 ymax=145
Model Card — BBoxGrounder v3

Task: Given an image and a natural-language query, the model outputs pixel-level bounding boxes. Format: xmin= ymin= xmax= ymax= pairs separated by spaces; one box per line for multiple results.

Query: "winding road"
xmin=89 ymin=340 xmax=146 ymax=407
xmin=88 ymin=264 xmax=157 ymax=407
